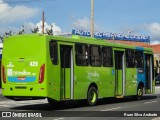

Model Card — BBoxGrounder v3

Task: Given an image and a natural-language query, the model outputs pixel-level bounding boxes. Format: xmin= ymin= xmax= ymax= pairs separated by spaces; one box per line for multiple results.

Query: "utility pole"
xmin=113 ymin=35 xmax=115 ymax=43
xmin=42 ymin=10 xmax=45 ymax=34
xmin=91 ymin=0 xmax=94 ymax=37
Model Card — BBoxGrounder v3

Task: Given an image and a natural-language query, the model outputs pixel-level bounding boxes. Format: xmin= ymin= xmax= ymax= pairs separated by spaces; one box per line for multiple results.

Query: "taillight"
xmin=38 ymin=64 xmax=45 ymax=84
xmin=2 ymin=65 xmax=6 ymax=84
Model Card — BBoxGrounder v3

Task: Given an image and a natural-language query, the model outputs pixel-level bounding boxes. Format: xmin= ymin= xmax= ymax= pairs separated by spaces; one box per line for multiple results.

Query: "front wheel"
xmin=87 ymin=87 xmax=98 ymax=106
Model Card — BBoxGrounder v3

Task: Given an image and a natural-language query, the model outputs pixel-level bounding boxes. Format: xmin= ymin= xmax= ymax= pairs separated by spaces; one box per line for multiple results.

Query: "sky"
xmin=0 ymin=0 xmax=160 ymax=44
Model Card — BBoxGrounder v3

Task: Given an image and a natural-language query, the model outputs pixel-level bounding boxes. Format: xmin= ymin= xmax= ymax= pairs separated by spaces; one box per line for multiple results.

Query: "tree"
xmin=5 ymin=30 xmax=12 ymax=36
xmin=0 ymin=30 xmax=13 ymax=42
xmin=18 ymin=25 xmax=25 ymax=34
xmin=31 ymin=26 xmax=39 ymax=33
xmin=0 ymin=36 xmax=4 ymax=42
xmin=46 ymin=25 xmax=53 ymax=35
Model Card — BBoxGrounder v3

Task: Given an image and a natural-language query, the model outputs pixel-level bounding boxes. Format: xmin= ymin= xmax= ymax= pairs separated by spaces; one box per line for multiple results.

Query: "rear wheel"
xmin=87 ymin=87 xmax=98 ymax=106
xmin=133 ymin=85 xmax=143 ymax=100
xmin=137 ymin=86 xmax=143 ymax=100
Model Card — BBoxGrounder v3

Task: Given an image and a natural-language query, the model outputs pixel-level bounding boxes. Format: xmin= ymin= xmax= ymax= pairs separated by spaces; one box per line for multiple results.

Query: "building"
xmin=150 ymin=44 xmax=160 ymax=76
xmin=107 ymin=40 xmax=160 ymax=76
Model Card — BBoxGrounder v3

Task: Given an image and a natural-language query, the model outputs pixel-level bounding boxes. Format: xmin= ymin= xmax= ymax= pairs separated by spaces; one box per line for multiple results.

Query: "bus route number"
xmin=30 ymin=61 xmax=38 ymax=67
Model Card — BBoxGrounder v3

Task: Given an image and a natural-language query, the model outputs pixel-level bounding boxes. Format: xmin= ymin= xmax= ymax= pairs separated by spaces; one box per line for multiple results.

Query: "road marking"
xmin=144 ymin=100 xmax=158 ymax=104
xmin=53 ymin=118 xmax=65 ymax=120
xmin=152 ymin=117 xmax=160 ymax=120
xmin=0 ymin=105 xmax=10 ymax=107
xmin=101 ymin=107 xmax=122 ymax=111
xmin=154 ymin=93 xmax=160 ymax=95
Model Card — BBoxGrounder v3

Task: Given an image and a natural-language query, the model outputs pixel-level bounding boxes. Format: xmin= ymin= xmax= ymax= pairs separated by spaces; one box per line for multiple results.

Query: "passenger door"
xmin=145 ymin=54 xmax=154 ymax=94
xmin=114 ymin=50 xmax=125 ymax=97
xmin=60 ymin=45 xmax=74 ymax=99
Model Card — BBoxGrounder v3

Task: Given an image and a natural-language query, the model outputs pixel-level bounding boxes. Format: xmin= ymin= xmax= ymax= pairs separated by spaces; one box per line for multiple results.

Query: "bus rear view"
xmin=1 ymin=34 xmax=47 ymax=100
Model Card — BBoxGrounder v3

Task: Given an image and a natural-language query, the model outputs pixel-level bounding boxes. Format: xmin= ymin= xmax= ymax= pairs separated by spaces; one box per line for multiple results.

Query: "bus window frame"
xmin=89 ymin=45 xmax=101 ymax=67
xmin=102 ymin=46 xmax=113 ymax=67
xmin=75 ymin=43 xmax=89 ymax=66
xmin=49 ymin=40 xmax=58 ymax=65
xmin=126 ymin=49 xmax=135 ymax=68
xmin=135 ymin=50 xmax=144 ymax=68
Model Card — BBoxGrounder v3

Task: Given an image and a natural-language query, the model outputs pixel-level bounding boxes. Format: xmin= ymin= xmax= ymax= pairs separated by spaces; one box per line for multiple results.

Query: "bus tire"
xmin=136 ymin=85 xmax=143 ymax=100
xmin=133 ymin=85 xmax=143 ymax=100
xmin=47 ymin=98 xmax=58 ymax=105
xmin=87 ymin=87 xmax=98 ymax=106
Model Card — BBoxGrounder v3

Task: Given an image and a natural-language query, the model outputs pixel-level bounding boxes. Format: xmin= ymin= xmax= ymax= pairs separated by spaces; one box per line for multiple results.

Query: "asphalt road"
xmin=0 ymin=86 xmax=160 ymax=120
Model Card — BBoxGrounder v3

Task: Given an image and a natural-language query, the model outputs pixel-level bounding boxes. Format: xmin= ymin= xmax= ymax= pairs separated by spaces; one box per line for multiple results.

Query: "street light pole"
xmin=42 ymin=10 xmax=44 ymax=34
xmin=91 ymin=0 xmax=94 ymax=38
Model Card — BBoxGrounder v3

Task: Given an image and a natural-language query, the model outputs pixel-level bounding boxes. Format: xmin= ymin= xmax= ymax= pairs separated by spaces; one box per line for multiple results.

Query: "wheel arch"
xmin=88 ymin=82 xmax=98 ymax=91
xmin=138 ymin=81 xmax=144 ymax=88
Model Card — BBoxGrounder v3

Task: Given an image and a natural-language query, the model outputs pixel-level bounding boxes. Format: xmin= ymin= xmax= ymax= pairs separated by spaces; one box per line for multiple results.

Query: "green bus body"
xmin=1 ymin=34 xmax=155 ymax=105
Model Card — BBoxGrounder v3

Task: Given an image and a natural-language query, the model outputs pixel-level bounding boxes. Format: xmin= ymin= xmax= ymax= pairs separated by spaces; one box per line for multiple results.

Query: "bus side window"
xmin=102 ymin=47 xmax=113 ymax=67
xmin=49 ymin=41 xmax=58 ymax=65
xmin=126 ymin=49 xmax=135 ymax=68
xmin=135 ymin=50 xmax=143 ymax=68
xmin=89 ymin=45 xmax=101 ymax=66
xmin=75 ymin=44 xmax=89 ymax=66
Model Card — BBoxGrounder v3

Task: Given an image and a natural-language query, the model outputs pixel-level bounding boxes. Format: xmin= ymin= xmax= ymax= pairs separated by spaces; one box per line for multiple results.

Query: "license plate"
xmin=18 ymin=77 xmax=26 ymax=80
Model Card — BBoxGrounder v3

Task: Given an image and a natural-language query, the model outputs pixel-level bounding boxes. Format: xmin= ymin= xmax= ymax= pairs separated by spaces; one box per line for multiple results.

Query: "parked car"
xmin=155 ymin=74 xmax=160 ymax=85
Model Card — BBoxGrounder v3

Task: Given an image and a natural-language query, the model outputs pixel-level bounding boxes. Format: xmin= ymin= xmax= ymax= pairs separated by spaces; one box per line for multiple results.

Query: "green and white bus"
xmin=1 ymin=34 xmax=155 ymax=106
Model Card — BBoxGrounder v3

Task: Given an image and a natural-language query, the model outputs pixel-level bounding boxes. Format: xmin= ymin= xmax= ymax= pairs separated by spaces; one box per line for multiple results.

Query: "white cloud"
xmin=72 ymin=17 xmax=101 ymax=31
xmin=35 ymin=21 xmax=62 ymax=35
xmin=24 ymin=22 xmax=35 ymax=30
xmin=150 ymin=40 xmax=160 ymax=45
xmin=0 ymin=21 xmax=62 ymax=39
xmin=0 ymin=0 xmax=61 ymax=36
xmin=51 ymin=23 xmax=62 ymax=35
xmin=72 ymin=17 xmax=90 ymax=30
xmin=0 ymin=26 xmax=18 ymax=35
xmin=119 ymin=23 xmax=160 ymax=44
xmin=142 ymin=22 xmax=160 ymax=44
xmin=147 ymin=23 xmax=160 ymax=38
xmin=0 ymin=0 xmax=39 ymax=24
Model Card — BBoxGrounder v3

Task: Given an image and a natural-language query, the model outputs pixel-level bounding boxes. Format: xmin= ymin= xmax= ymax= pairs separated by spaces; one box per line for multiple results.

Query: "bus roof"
xmin=5 ymin=34 xmax=153 ymax=52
